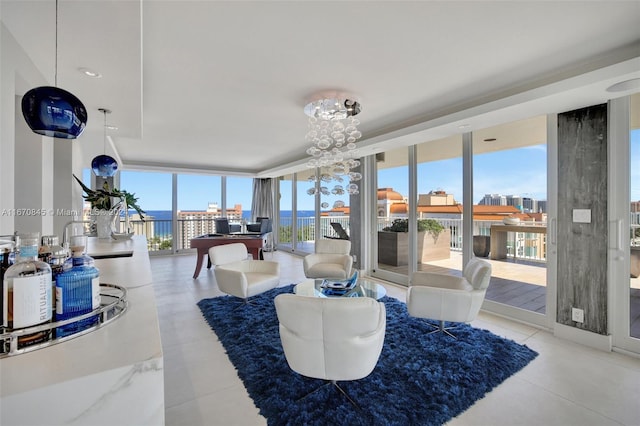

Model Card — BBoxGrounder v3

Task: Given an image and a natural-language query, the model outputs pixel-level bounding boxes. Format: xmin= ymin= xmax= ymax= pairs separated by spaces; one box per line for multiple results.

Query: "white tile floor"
xmin=152 ymin=251 xmax=640 ymax=426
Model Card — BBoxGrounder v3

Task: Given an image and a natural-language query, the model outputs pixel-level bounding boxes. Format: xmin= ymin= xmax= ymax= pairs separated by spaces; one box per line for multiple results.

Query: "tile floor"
xmin=152 ymin=251 xmax=640 ymax=426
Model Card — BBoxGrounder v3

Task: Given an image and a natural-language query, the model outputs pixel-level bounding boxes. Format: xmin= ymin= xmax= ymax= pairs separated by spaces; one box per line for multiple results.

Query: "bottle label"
xmin=20 ymin=246 xmax=38 ymax=258
xmin=55 ymin=285 xmax=63 ymax=315
xmin=11 ymin=274 xmax=52 ymax=328
xmin=92 ymin=277 xmax=101 ymax=310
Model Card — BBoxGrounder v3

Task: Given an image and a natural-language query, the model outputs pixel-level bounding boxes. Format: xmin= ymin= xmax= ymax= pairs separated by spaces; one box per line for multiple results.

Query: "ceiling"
xmin=2 ymin=0 xmax=639 ymax=177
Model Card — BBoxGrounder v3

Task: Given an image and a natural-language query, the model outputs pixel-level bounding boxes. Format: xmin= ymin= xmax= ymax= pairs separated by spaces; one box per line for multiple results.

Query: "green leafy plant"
xmin=73 ymin=174 xmax=146 ymax=220
xmin=382 ymin=218 xmax=445 ymax=239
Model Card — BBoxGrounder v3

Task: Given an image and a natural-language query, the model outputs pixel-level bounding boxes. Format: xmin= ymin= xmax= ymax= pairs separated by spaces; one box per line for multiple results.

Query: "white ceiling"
xmin=2 ymin=0 xmax=640 ymax=177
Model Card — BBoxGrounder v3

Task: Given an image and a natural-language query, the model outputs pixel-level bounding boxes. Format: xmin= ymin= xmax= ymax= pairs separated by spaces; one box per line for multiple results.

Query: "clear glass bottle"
xmin=0 ymin=239 xmax=16 ymax=347
xmin=2 ymin=232 xmax=53 ymax=349
xmin=55 ymin=236 xmax=100 ymax=338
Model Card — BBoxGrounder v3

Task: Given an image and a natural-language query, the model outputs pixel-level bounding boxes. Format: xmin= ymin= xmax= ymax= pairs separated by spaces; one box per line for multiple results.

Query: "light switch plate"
xmin=572 ymin=209 xmax=591 ymax=223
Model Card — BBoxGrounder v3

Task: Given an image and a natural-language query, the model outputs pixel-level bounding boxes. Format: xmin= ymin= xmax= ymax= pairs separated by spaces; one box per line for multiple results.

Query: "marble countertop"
xmin=0 ymin=236 xmax=164 ymax=425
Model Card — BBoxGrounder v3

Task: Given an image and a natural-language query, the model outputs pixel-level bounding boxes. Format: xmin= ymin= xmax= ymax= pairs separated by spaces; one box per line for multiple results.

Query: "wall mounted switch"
xmin=572 ymin=209 xmax=591 ymax=223
xmin=572 ymin=307 xmax=584 ymax=323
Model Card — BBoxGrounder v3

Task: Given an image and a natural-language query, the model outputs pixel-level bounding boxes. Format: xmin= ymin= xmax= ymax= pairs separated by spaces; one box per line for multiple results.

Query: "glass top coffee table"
xmin=294 ymin=277 xmax=387 ymax=300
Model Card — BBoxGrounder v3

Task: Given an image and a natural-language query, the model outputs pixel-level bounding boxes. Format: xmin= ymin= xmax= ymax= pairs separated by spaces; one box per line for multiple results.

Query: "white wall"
xmin=1 ymin=20 xmax=84 ymax=238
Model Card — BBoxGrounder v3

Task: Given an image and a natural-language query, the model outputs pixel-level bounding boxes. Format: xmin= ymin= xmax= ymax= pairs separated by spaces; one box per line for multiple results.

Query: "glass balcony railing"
xmin=121 ymin=215 xmax=548 ymax=262
xmin=115 ymin=213 xmax=640 ymax=262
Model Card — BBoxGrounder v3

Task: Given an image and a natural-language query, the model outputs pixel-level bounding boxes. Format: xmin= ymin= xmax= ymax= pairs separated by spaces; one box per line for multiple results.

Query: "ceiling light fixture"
xmin=91 ymin=108 xmax=118 ymax=177
xmin=78 ymin=67 xmax=102 ymax=78
xmin=606 ymin=78 xmax=640 ymax=93
xmin=304 ymin=97 xmax=363 ymax=206
xmin=20 ymin=0 xmax=87 ymax=139
xmin=484 ymin=138 xmax=497 ymax=142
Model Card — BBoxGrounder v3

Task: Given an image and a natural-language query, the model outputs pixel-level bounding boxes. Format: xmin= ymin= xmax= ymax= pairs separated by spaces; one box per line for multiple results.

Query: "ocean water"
xmin=127 ymin=210 xmax=315 ymax=237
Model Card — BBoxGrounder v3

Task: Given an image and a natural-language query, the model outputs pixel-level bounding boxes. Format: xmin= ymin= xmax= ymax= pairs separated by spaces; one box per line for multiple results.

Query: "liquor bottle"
xmin=0 ymin=239 xmax=16 ymax=348
xmin=55 ymin=236 xmax=100 ymax=338
xmin=40 ymin=235 xmax=67 ymax=314
xmin=2 ymin=232 xmax=53 ymax=349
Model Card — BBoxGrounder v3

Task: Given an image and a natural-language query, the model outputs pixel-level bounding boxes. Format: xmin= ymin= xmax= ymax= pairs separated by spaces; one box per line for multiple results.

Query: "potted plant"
xmin=73 ymin=175 xmax=145 ymax=238
xmin=378 ymin=218 xmax=451 ymax=266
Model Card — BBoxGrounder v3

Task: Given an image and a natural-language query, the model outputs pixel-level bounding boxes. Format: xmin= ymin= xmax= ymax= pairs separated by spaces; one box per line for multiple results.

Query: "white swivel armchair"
xmin=209 ymin=243 xmax=280 ymax=303
xmin=406 ymin=257 xmax=491 ymax=338
xmin=303 ymin=239 xmax=353 ymax=279
xmin=274 ymin=293 xmax=386 ymax=407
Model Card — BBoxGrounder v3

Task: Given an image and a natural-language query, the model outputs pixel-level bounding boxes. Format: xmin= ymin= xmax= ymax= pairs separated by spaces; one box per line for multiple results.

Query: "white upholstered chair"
xmin=303 ymin=239 xmax=353 ymax=279
xmin=274 ymin=293 xmax=386 ymax=407
xmin=209 ymin=243 xmax=280 ymax=303
xmin=406 ymin=257 xmax=492 ymax=338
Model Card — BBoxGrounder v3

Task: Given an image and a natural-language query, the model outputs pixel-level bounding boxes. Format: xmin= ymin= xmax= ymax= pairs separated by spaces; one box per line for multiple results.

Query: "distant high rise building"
xmin=480 ymin=193 xmax=546 ymax=213
xmin=177 ymin=202 xmax=243 ymax=249
xmin=631 ymin=201 xmax=640 ymax=213
xmin=537 ymin=200 xmax=547 ymax=213
xmin=522 ymin=197 xmax=538 ymax=213
xmin=479 ymin=194 xmax=507 ymax=206
xmin=506 ymin=195 xmax=523 ymax=210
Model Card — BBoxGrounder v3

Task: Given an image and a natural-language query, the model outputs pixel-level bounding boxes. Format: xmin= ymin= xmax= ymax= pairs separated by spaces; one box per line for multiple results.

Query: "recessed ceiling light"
xmin=78 ymin=67 xmax=102 ymax=78
xmin=106 ymin=125 xmax=118 ymax=131
xmin=606 ymin=78 xmax=640 ymax=93
xmin=458 ymin=124 xmax=470 ymax=129
xmin=484 ymin=138 xmax=497 ymax=142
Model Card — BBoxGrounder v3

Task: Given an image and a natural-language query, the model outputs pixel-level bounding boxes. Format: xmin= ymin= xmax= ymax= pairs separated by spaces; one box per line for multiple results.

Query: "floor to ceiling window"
xmin=610 ymin=93 xmax=639 ymax=355
xmin=415 ymin=135 xmax=463 ymax=276
xmin=225 ymin=176 xmax=253 ymax=225
xmin=278 ymin=174 xmax=294 ymax=252
xmin=296 ymin=172 xmax=314 ymax=254
xmin=472 ymin=116 xmax=549 ymax=320
xmin=630 ymin=122 xmax=639 ymax=340
xmin=119 ymin=170 xmax=173 ymax=252
xmin=621 ymin=93 xmax=640 ymax=346
xmin=373 ymin=147 xmax=409 ymax=282
xmin=177 ymin=174 xmax=221 ymax=251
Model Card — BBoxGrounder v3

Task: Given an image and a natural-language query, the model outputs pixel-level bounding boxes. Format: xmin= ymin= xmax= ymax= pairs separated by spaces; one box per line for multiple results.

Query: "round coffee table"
xmin=294 ymin=277 xmax=387 ymax=300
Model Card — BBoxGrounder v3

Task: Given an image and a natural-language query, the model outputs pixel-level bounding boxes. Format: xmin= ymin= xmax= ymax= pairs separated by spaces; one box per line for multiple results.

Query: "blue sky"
xmin=87 ymin=130 xmax=639 ymax=211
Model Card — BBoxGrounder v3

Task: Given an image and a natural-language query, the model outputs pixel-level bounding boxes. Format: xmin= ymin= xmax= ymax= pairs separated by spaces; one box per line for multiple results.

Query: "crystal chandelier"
xmin=304 ymin=98 xmax=363 ymax=208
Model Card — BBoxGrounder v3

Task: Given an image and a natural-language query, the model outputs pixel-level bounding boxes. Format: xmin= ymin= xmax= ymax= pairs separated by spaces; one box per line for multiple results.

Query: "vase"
xmin=93 ymin=208 xmax=120 ymax=239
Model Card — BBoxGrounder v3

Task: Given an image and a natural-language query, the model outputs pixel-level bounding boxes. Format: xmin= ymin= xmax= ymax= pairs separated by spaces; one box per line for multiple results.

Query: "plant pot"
xmin=473 ymin=235 xmax=491 ymax=258
xmin=377 ymin=230 xmax=451 ymax=266
xmin=93 ymin=208 xmax=120 ymax=239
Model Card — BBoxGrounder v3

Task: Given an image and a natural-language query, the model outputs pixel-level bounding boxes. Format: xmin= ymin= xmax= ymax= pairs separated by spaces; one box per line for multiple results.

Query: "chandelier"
xmin=304 ymin=98 xmax=363 ymax=208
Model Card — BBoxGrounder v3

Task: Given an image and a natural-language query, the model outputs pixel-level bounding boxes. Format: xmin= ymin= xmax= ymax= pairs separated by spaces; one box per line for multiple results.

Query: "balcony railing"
xmin=120 ymin=213 xmax=640 ymax=261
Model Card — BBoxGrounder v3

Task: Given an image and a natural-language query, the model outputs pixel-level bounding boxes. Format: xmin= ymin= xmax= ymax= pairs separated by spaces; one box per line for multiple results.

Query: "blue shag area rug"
xmin=197 ymin=285 xmax=538 ymax=426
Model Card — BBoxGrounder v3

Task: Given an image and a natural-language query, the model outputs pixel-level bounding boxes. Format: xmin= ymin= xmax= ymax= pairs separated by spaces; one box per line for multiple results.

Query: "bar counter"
xmin=0 ymin=236 xmax=164 ymax=425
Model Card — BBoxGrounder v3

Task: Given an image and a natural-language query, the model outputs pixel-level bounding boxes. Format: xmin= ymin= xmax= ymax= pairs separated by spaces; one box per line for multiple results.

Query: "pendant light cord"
xmin=54 ymin=0 xmax=58 ymax=87
xmin=103 ymin=110 xmax=107 ymax=154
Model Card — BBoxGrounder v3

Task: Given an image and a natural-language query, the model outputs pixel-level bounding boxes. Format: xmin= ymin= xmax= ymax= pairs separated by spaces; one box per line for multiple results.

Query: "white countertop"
xmin=0 ymin=236 xmax=164 ymax=425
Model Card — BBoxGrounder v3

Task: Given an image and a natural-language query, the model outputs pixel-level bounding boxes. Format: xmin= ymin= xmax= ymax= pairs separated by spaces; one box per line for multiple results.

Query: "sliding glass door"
xmin=472 ymin=116 xmax=549 ymax=324
xmin=415 ymin=135 xmax=463 ymax=277
xmin=372 ymin=147 xmax=409 ymax=283
xmin=612 ymin=93 xmax=640 ymax=354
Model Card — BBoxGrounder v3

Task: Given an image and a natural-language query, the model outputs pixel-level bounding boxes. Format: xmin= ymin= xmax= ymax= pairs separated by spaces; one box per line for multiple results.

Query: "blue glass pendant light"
xmin=91 ymin=155 xmax=118 ymax=178
xmin=20 ymin=0 xmax=87 ymax=140
xmin=22 ymin=87 xmax=87 ymax=139
xmin=91 ymin=108 xmax=118 ymax=177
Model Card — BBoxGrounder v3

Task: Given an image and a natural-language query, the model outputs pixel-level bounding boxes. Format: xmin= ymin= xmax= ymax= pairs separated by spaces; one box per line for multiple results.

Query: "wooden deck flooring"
xmin=380 ymin=254 xmax=639 ymax=337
